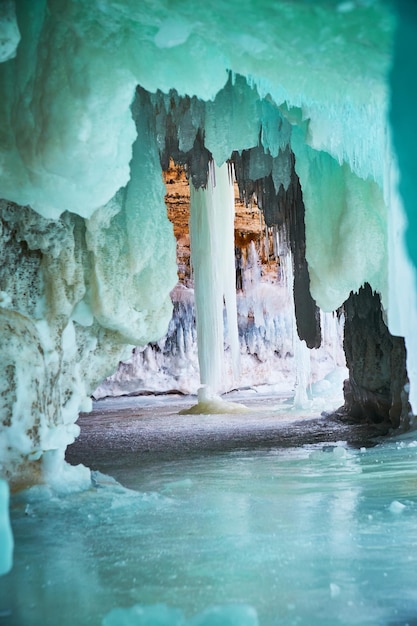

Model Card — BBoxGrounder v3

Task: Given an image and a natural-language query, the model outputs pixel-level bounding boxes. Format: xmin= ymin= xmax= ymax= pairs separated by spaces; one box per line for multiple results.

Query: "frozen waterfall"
xmin=189 ymin=161 xmax=239 ymax=398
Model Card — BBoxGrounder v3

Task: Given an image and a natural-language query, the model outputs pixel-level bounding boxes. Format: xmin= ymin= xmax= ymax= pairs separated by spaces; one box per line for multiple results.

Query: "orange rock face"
xmin=163 ymin=162 xmax=279 ymax=288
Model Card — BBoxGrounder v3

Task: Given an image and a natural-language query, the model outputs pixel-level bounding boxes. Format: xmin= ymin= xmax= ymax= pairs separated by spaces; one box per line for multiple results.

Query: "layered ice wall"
xmin=0 ymin=0 xmax=414 ymax=486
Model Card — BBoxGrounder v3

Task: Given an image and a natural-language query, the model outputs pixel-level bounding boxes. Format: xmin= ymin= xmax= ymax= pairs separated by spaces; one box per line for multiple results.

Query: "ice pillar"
xmin=189 ymin=161 xmax=239 ymax=397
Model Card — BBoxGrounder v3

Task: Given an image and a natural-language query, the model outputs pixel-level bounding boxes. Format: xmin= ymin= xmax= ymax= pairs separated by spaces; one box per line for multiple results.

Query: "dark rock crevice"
xmin=232 ymin=148 xmax=321 ymax=349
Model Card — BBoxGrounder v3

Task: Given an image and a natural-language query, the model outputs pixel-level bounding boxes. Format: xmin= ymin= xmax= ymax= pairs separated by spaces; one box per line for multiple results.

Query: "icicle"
xmin=264 ymin=223 xmax=270 ymax=262
xmin=243 ymin=241 xmax=262 ymax=292
xmin=272 ymin=225 xmax=279 ymax=260
xmin=283 ymin=248 xmax=312 ymax=409
xmin=293 ymin=338 xmax=311 ymax=409
xmin=224 ymin=163 xmax=241 ymax=381
xmin=320 ymin=310 xmax=345 ymax=368
xmin=189 ymin=160 xmax=240 ymax=397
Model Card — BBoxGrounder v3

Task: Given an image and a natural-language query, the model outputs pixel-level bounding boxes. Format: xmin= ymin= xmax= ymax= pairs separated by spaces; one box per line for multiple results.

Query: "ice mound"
xmin=179 ymin=385 xmax=250 ymax=415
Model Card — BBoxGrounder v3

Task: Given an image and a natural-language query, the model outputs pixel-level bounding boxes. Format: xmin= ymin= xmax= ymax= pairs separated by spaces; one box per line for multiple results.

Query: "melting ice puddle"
xmin=2 ymin=421 xmax=417 ymax=625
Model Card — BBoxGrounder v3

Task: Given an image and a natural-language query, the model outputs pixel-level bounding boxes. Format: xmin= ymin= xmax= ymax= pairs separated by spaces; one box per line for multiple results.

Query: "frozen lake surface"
xmin=2 ymin=391 xmax=417 ymax=626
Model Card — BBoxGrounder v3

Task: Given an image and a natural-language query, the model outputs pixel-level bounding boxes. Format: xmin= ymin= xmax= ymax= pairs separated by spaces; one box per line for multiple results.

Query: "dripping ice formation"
xmin=0 ymin=0 xmax=416 ymax=535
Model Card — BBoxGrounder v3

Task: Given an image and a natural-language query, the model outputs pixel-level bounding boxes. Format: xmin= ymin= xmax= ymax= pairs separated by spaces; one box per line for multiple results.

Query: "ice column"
xmin=280 ymin=246 xmax=311 ymax=409
xmin=293 ymin=336 xmax=311 ymax=409
xmin=189 ymin=161 xmax=239 ymax=398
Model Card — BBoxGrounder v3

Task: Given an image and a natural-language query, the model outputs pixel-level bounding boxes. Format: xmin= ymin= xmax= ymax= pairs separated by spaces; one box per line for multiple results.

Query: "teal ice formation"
xmin=0 ymin=0 xmax=416 ymax=572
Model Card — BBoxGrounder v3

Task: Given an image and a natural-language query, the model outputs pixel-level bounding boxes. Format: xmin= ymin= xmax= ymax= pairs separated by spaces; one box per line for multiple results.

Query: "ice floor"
xmin=2 ymin=389 xmax=417 ymax=626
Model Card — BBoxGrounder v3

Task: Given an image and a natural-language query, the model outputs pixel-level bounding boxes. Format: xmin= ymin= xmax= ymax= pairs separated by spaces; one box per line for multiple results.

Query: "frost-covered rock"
xmin=0 ymin=92 xmax=177 ymax=484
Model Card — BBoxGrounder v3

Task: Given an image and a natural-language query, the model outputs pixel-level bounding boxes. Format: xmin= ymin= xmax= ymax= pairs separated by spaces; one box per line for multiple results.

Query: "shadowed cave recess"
xmin=1 ymin=0 xmax=417 ymax=578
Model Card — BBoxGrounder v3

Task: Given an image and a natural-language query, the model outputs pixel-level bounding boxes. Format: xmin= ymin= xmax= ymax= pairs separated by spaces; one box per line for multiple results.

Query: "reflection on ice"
xmin=102 ymin=603 xmax=259 ymax=626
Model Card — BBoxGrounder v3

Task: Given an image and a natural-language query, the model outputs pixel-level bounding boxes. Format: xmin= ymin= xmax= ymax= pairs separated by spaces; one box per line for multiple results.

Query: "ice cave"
xmin=1 ymin=0 xmax=417 ymax=624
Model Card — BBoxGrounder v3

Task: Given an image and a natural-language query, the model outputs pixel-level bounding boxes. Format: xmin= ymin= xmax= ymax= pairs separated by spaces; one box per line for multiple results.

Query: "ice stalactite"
xmin=384 ymin=156 xmax=417 ymax=420
xmin=293 ymin=338 xmax=311 ymax=410
xmin=283 ymin=253 xmax=311 ymax=410
xmin=231 ymin=134 xmax=324 ymax=407
xmin=321 ymin=310 xmax=345 ymax=370
xmin=187 ymin=161 xmax=242 ymax=409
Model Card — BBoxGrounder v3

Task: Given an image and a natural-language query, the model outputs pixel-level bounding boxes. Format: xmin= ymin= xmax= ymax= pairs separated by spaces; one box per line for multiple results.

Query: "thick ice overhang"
xmin=0 ymin=0 xmax=392 ymax=217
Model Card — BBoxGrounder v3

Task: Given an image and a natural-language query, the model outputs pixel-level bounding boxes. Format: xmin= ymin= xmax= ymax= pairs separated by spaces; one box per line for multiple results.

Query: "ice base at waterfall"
xmin=179 ymin=385 xmax=251 ymax=415
xmin=2 ymin=395 xmax=417 ymax=626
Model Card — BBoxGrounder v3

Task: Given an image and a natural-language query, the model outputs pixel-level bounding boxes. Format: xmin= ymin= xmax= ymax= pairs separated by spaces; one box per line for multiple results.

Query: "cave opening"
xmin=94 ymin=80 xmax=409 ymax=432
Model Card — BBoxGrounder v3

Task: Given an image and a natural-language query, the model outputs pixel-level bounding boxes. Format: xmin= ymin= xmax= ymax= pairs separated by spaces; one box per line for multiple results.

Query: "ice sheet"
xmin=3 ymin=418 xmax=417 ymax=625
